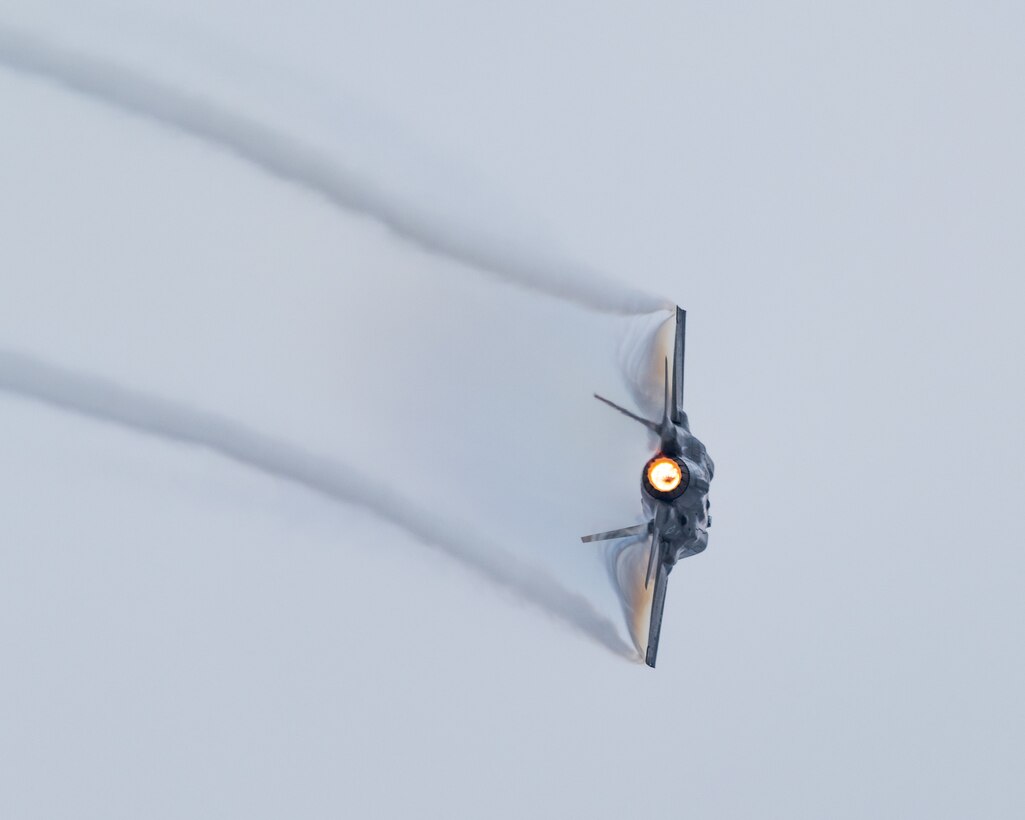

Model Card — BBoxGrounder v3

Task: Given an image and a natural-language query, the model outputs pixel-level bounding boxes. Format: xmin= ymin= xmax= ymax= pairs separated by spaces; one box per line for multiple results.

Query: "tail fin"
xmin=594 ymin=358 xmax=670 ymax=437
xmin=580 ymin=522 xmax=651 ymax=543
xmin=595 ymin=360 xmax=681 ymax=457
xmin=593 ymin=394 xmax=658 ymax=433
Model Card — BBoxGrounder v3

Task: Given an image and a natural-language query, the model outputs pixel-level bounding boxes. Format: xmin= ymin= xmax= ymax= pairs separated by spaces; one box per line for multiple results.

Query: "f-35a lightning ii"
xmin=582 ymin=307 xmax=714 ymax=668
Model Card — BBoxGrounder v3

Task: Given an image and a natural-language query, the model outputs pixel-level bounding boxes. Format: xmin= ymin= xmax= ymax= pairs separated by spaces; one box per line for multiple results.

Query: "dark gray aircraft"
xmin=582 ymin=307 xmax=714 ymax=667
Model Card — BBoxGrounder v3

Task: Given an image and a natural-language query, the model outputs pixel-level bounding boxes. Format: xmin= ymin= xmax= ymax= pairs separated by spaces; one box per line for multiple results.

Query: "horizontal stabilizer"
xmin=646 ymin=506 xmax=668 ymax=589
xmin=645 ymin=531 xmax=659 ymax=589
xmin=671 ymin=307 xmax=686 ymax=425
xmin=580 ymin=522 xmax=650 ymax=543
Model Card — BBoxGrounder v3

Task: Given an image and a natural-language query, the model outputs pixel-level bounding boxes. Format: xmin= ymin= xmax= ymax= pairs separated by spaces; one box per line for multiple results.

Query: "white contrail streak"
xmin=0 ymin=349 xmax=634 ymax=658
xmin=0 ymin=25 xmax=668 ymax=316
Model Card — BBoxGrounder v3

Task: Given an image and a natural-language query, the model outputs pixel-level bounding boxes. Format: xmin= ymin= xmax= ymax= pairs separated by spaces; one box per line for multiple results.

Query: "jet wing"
xmin=644 ymin=512 xmax=671 ymax=667
xmin=671 ymin=307 xmax=686 ymax=426
xmin=645 ymin=554 xmax=670 ymax=668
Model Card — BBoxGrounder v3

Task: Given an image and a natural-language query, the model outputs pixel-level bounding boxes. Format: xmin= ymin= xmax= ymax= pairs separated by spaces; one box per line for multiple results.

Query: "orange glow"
xmin=647 ymin=457 xmax=682 ymax=493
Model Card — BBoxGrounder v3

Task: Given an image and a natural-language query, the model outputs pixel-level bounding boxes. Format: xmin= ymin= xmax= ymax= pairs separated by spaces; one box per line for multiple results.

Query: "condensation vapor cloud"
xmin=0 ymin=350 xmax=634 ymax=658
xmin=0 ymin=25 xmax=668 ymax=317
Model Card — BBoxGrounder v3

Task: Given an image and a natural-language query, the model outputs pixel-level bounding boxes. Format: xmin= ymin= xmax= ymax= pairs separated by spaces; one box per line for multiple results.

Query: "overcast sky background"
xmin=1 ymin=2 xmax=1023 ymax=818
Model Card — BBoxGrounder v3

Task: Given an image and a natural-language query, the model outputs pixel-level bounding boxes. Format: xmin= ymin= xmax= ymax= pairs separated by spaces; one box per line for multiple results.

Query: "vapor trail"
xmin=0 ymin=25 xmax=667 ymax=316
xmin=0 ymin=349 xmax=633 ymax=657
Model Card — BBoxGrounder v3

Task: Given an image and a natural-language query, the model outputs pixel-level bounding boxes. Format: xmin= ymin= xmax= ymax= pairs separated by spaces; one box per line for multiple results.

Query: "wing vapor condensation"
xmin=0 ymin=349 xmax=634 ymax=659
xmin=0 ymin=25 xmax=667 ymax=317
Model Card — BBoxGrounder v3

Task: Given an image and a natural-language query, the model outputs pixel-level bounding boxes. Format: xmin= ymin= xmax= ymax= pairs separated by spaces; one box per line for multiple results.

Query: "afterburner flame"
xmin=647 ymin=457 xmax=682 ymax=493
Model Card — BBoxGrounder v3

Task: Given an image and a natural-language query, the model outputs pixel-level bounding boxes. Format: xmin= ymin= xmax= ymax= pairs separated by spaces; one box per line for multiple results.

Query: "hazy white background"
xmin=1 ymin=2 xmax=1023 ymax=818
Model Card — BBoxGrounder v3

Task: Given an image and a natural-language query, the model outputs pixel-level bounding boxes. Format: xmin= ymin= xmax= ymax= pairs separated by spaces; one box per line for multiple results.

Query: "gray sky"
xmin=1 ymin=2 xmax=1023 ymax=818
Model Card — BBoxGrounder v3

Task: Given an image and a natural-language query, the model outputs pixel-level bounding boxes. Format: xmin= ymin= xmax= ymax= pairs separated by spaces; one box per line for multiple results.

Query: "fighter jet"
xmin=581 ymin=307 xmax=714 ymax=667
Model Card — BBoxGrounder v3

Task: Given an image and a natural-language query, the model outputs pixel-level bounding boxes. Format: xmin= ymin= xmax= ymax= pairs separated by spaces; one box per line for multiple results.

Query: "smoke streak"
xmin=0 ymin=25 xmax=668 ymax=316
xmin=0 ymin=349 xmax=634 ymax=658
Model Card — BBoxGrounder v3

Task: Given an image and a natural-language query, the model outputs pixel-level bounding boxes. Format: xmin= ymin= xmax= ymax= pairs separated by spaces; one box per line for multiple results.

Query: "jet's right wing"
xmin=645 ymin=553 xmax=670 ymax=668
xmin=643 ymin=507 xmax=670 ymax=667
